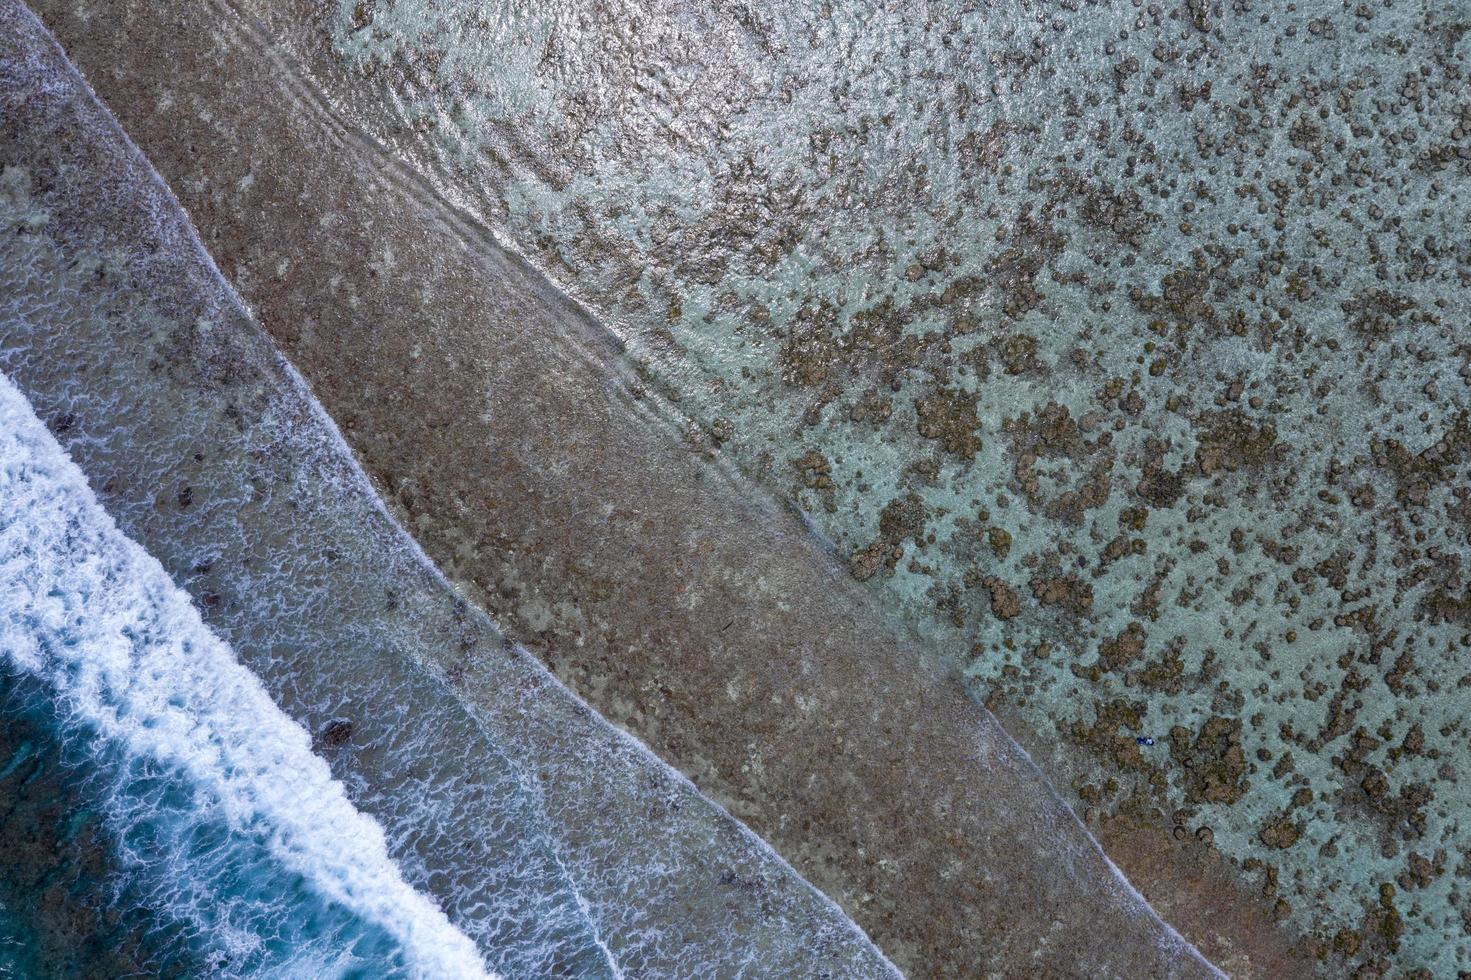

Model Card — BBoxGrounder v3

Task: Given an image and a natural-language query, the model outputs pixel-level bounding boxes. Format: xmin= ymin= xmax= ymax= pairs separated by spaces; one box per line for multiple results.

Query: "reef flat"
xmin=297 ymin=0 xmax=1470 ymax=974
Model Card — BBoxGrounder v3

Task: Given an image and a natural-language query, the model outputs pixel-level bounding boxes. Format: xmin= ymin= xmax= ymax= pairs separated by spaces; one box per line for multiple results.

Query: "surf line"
xmin=0 ymin=371 xmax=494 ymax=980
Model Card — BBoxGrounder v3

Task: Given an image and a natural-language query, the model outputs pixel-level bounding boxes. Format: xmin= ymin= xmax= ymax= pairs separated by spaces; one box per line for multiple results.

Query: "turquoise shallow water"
xmin=319 ymin=0 xmax=1471 ymax=971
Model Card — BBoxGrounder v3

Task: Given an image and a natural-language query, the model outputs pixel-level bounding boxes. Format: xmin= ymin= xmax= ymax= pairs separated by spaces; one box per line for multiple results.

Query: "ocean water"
xmin=0 ymin=373 xmax=490 ymax=978
xmin=0 ymin=6 xmax=900 ymax=976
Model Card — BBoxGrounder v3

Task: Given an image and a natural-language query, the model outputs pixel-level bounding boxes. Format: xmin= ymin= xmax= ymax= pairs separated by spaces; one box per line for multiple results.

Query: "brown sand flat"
xmin=22 ymin=1 xmax=1250 ymax=975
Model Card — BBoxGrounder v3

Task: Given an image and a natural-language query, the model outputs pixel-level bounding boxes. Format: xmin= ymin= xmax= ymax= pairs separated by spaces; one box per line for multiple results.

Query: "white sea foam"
xmin=0 ymin=371 xmax=494 ymax=980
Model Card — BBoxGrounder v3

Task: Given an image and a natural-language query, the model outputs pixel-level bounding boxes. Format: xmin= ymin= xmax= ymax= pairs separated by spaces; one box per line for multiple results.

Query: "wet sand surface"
xmin=14 ymin=0 xmax=1252 ymax=976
